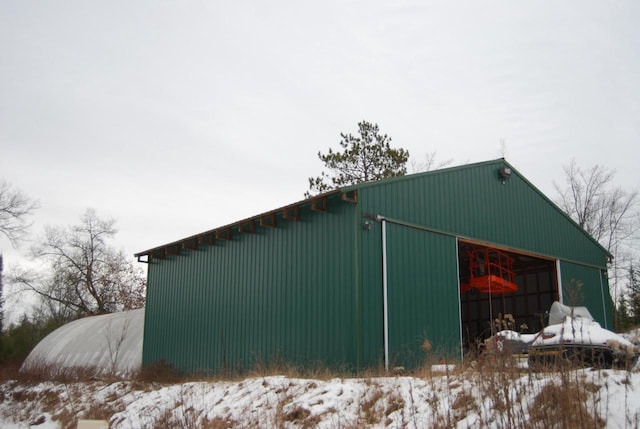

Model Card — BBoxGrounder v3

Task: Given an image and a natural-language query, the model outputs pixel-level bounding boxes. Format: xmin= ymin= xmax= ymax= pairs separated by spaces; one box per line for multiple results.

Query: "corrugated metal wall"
xmin=354 ymin=160 xmax=611 ymax=361
xmin=386 ymin=223 xmax=460 ymax=366
xmin=352 ymin=160 xmax=608 ymax=267
xmin=142 ymin=159 xmax=612 ymax=373
xmin=360 ymin=221 xmax=460 ymax=369
xmin=143 ymin=197 xmax=359 ymax=373
xmin=559 ymin=261 xmax=613 ymax=329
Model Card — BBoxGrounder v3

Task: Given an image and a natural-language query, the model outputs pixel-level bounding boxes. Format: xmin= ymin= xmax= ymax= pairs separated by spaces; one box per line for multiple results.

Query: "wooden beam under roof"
xmin=182 ymin=238 xmax=199 ymax=251
xmin=198 ymin=233 xmax=215 ymax=246
xmin=260 ymin=212 xmax=277 ymax=227
xmin=216 ymin=229 xmax=232 ymax=240
xmin=238 ymin=220 xmax=255 ymax=233
xmin=133 ymin=189 xmax=343 ymax=259
xmin=283 ymin=205 xmax=299 ymax=221
xmin=341 ymin=190 xmax=358 ymax=203
xmin=166 ymin=244 xmax=181 ymax=255
xmin=311 ymin=197 xmax=328 ymax=212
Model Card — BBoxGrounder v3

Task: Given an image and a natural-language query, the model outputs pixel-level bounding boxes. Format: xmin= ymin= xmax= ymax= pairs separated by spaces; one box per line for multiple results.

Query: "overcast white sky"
xmin=2 ymin=2 xmax=640 ymax=317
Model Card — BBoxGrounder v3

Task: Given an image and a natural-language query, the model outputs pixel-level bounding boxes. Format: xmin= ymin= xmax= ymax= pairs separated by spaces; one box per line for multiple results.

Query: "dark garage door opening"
xmin=458 ymin=241 xmax=559 ymax=354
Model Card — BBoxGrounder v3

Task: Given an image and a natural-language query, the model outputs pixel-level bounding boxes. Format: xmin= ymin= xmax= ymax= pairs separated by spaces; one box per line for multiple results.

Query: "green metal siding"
xmin=143 ymin=198 xmax=358 ymax=373
xmin=559 ymin=261 xmax=613 ymax=329
xmin=360 ymin=221 xmax=460 ymax=369
xmin=141 ymin=159 xmax=613 ymax=372
xmin=353 ymin=160 xmax=608 ymax=268
xmin=354 ymin=160 xmax=611 ymax=353
xmin=386 ymin=223 xmax=460 ymax=366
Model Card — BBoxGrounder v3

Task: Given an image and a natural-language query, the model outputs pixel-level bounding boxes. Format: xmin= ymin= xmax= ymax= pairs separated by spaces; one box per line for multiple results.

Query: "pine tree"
xmin=628 ymin=263 xmax=640 ymax=327
xmin=306 ymin=121 xmax=409 ymax=197
xmin=615 ymin=293 xmax=631 ymax=332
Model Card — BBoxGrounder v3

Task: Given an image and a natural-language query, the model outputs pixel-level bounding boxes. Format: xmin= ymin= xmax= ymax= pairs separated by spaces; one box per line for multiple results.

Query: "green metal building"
xmin=136 ymin=159 xmax=613 ymax=373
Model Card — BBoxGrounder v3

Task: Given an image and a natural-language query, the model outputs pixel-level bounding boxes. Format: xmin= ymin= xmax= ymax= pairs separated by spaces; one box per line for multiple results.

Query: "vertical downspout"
xmin=381 ymin=218 xmax=389 ymax=372
xmin=600 ymin=269 xmax=608 ymax=329
xmin=556 ymin=260 xmax=563 ymax=303
xmin=455 ymin=238 xmax=464 ymax=363
xmin=141 ymin=263 xmax=151 ymax=367
xmin=354 ymin=196 xmax=363 ymax=370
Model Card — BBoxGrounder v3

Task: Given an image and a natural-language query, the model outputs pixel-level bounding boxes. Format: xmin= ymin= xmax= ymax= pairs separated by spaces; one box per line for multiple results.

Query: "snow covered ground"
xmin=1 ymin=364 xmax=639 ymax=428
xmin=6 ymin=322 xmax=638 ymax=428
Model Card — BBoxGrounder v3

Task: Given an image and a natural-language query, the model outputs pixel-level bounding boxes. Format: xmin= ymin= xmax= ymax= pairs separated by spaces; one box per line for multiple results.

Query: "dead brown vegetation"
xmin=2 ymin=344 xmax=637 ymax=428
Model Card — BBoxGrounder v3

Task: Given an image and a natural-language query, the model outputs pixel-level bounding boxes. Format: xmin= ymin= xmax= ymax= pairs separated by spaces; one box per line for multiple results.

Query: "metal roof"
xmin=135 ymin=158 xmax=612 ymax=262
xmin=134 ymin=189 xmax=352 ymax=261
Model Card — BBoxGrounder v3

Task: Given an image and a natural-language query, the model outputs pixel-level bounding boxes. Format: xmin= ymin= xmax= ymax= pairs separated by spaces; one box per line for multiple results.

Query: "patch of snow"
xmin=3 ymin=370 xmax=639 ymax=428
xmin=620 ymin=328 xmax=640 ymax=345
xmin=531 ymin=317 xmax=635 ymax=348
xmin=494 ymin=330 xmax=536 ymax=344
xmin=430 ymin=364 xmax=456 ymax=373
xmin=548 ymin=301 xmax=594 ymax=325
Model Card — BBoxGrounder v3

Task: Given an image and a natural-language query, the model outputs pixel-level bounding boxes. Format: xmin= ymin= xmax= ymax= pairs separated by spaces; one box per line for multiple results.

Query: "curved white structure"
xmin=21 ymin=308 xmax=144 ymax=376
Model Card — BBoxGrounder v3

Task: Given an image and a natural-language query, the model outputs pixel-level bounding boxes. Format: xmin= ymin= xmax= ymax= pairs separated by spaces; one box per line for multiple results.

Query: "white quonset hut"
xmin=21 ymin=309 xmax=144 ymax=376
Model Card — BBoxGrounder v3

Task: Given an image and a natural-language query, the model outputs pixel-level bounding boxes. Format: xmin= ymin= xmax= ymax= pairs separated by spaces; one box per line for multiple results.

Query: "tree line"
xmin=0 ymin=183 xmax=145 ymax=364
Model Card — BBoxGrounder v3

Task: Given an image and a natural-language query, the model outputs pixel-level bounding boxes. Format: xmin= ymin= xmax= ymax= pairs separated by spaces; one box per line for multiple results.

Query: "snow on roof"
xmin=21 ymin=309 xmax=144 ymax=376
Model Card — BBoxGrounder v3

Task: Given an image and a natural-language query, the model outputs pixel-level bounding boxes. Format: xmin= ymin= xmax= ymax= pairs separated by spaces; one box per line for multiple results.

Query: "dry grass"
xmin=136 ymin=359 xmax=184 ymax=384
xmin=359 ymin=383 xmax=385 ymax=425
xmin=0 ymin=362 xmax=23 ymax=382
xmin=17 ymin=356 xmax=131 ymax=384
xmin=3 ymin=340 xmax=637 ymax=428
xmin=82 ymin=397 xmax=127 ymax=421
xmin=528 ymin=382 xmax=606 ymax=428
xmin=450 ymin=389 xmax=478 ymax=420
xmin=283 ymin=405 xmax=320 ymax=428
xmin=247 ymin=354 xmax=356 ymax=382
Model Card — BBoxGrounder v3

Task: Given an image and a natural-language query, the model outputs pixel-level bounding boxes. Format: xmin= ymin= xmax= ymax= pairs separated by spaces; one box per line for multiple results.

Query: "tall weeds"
xmin=4 ymin=346 xmax=639 ymax=428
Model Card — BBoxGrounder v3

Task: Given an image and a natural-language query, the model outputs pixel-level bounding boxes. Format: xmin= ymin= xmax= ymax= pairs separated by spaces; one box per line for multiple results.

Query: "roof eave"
xmin=134 ymin=189 xmax=346 ymax=261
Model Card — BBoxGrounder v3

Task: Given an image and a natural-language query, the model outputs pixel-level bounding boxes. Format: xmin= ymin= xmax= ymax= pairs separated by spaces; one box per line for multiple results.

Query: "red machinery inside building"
xmin=461 ymin=247 xmax=518 ymax=294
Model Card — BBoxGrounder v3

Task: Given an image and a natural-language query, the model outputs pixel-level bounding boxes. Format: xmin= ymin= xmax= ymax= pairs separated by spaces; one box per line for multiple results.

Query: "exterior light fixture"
xmin=363 ymin=220 xmax=373 ymax=231
xmin=499 ymin=166 xmax=512 ymax=184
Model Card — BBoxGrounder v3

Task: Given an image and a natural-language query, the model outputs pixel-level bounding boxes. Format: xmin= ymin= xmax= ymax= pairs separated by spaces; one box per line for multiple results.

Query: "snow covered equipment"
xmin=528 ymin=303 xmax=639 ymax=369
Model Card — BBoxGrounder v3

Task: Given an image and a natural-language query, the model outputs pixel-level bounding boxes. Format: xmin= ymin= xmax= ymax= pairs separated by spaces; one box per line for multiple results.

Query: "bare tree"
xmin=410 ymin=150 xmax=453 ymax=173
xmin=0 ymin=180 xmax=39 ymax=247
xmin=554 ymin=160 xmax=639 ymax=251
xmin=553 ymin=159 xmax=640 ymax=314
xmin=0 ymin=181 xmax=37 ymax=331
xmin=496 ymin=138 xmax=508 ymax=159
xmin=10 ymin=209 xmax=145 ymax=319
xmin=16 ymin=268 xmax=78 ymax=326
xmin=0 ymin=254 xmax=4 ymax=332
xmin=105 ymin=314 xmax=132 ymax=375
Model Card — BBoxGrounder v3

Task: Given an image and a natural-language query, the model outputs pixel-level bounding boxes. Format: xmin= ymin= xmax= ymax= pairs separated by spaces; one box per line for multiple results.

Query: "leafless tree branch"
xmin=0 ymin=180 xmax=39 ymax=247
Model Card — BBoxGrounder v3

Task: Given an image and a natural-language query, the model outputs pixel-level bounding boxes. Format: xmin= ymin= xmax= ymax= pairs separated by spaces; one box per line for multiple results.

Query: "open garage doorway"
xmin=458 ymin=241 xmax=559 ymax=355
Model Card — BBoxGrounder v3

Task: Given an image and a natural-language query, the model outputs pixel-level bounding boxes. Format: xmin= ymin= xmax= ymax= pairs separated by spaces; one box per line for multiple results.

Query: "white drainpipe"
xmin=380 ymin=217 xmax=389 ymax=372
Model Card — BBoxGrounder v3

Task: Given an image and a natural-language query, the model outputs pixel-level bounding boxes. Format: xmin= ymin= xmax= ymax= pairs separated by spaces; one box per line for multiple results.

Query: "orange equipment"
xmin=461 ymin=247 xmax=518 ymax=294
